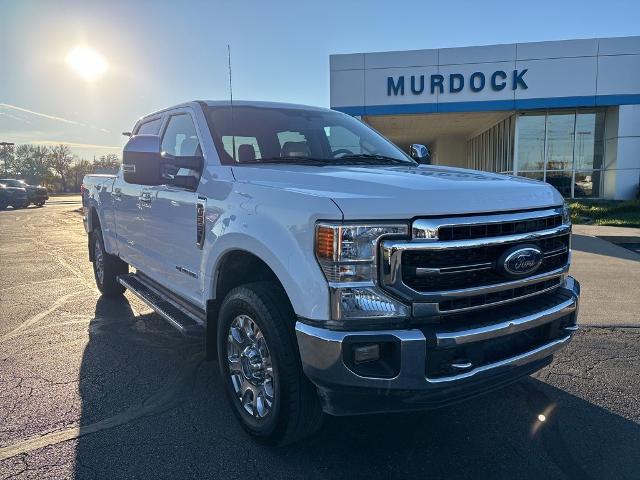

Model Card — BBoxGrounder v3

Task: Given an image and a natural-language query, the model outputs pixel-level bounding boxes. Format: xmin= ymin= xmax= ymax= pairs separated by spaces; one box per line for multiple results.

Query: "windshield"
xmin=204 ymin=105 xmax=415 ymax=166
xmin=0 ymin=179 xmax=24 ymax=187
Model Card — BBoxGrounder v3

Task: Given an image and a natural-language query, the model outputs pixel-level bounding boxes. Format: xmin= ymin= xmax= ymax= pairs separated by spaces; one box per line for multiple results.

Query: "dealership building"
xmin=330 ymin=36 xmax=640 ymax=199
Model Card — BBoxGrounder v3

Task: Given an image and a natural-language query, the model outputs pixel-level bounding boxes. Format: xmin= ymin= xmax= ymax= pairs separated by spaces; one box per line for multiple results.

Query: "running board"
xmin=118 ymin=273 xmax=205 ymax=337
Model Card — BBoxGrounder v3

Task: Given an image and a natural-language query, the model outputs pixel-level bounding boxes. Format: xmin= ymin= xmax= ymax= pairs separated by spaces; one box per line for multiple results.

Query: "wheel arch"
xmin=214 ymin=249 xmax=291 ymax=308
xmin=205 ymin=248 xmax=296 ymax=358
xmin=87 ymin=207 xmax=101 ymax=262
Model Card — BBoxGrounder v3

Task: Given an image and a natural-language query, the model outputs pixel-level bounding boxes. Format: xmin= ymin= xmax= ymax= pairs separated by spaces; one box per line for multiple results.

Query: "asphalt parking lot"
xmin=1 ymin=197 xmax=639 ymax=480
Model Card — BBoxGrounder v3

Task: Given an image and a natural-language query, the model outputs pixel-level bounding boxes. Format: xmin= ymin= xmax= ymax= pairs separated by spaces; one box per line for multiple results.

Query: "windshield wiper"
xmin=251 ymin=156 xmax=329 ymax=165
xmin=332 ymin=154 xmax=413 ymax=165
xmin=241 ymin=155 xmax=413 ymax=166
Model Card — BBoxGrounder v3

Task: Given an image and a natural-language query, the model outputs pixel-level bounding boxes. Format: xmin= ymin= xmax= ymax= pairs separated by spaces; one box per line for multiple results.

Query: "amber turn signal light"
xmin=316 ymin=225 xmax=336 ymax=260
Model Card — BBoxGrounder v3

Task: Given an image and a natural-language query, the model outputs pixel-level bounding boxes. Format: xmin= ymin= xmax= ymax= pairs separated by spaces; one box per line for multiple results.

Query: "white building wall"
xmin=604 ymin=107 xmax=620 ymax=199
xmin=608 ymin=105 xmax=640 ymax=199
xmin=432 ymin=136 xmax=467 ymax=168
xmin=330 ymin=36 xmax=640 ymax=199
xmin=330 ymin=36 xmax=640 ymax=113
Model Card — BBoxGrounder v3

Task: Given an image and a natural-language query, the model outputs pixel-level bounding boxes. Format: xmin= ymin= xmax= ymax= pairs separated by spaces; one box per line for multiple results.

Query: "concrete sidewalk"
xmin=570 ymin=224 xmax=640 ymax=327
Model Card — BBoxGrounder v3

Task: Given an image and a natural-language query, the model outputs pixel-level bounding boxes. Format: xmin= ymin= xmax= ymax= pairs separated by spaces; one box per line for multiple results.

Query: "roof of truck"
xmin=137 ymin=100 xmax=332 ymax=121
xmin=203 ymin=100 xmax=330 ymax=111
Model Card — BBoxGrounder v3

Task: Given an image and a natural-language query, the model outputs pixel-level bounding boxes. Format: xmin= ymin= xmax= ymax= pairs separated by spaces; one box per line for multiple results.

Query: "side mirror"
xmin=410 ymin=144 xmax=431 ymax=164
xmin=122 ymin=135 xmax=163 ymax=185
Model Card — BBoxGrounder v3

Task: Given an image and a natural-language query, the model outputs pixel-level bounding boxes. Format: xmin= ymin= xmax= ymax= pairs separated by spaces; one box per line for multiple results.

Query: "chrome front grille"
xmin=380 ymin=207 xmax=571 ymax=317
xmin=438 ymin=277 xmax=562 ymax=312
xmin=436 ymin=213 xmax=562 ymax=241
xmin=401 ymin=234 xmax=569 ymax=292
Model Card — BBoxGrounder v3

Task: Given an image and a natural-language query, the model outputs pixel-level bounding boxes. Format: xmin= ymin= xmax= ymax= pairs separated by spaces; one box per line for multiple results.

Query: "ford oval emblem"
xmin=499 ymin=245 xmax=543 ymax=277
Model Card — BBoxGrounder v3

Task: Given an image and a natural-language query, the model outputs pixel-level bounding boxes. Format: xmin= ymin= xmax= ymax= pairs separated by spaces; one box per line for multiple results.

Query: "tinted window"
xmin=137 ymin=118 xmax=162 ymax=135
xmin=516 ymin=115 xmax=546 ymax=171
xmin=161 ymin=114 xmax=201 ymax=156
xmin=222 ymin=136 xmax=262 ymax=160
xmin=325 ymin=126 xmax=364 ymax=155
xmin=277 ymin=131 xmax=307 ymax=147
xmin=205 ymin=106 xmax=413 ymax=165
xmin=0 ymin=179 xmax=23 ymax=187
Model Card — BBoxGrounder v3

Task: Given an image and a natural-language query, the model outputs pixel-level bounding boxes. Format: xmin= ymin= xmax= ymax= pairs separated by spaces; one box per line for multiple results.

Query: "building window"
xmin=515 ymin=109 xmax=605 ymax=198
xmin=467 ymin=115 xmax=515 ymax=174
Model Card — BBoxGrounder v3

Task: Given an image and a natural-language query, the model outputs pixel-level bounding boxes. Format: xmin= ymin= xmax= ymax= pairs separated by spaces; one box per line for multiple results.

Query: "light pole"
xmin=0 ymin=142 xmax=15 ymax=176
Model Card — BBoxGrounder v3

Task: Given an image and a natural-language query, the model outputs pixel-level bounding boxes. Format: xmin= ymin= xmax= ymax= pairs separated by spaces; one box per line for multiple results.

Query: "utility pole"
xmin=0 ymin=142 xmax=15 ymax=176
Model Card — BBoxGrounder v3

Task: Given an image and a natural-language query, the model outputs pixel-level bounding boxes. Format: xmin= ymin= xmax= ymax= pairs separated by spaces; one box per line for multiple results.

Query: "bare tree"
xmin=12 ymin=144 xmax=31 ymax=177
xmin=48 ymin=144 xmax=74 ymax=192
xmin=29 ymin=145 xmax=51 ymax=185
xmin=0 ymin=143 xmax=15 ymax=176
xmin=93 ymin=153 xmax=120 ymax=173
xmin=14 ymin=145 xmax=51 ymax=186
xmin=71 ymin=159 xmax=93 ymax=191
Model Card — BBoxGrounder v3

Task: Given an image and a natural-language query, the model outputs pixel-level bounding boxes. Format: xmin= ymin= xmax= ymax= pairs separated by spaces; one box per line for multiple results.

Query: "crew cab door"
xmin=142 ymin=110 xmax=205 ymax=305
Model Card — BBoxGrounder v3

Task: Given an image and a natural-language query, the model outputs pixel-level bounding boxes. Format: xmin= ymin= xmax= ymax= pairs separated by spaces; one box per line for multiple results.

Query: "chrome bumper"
xmin=295 ymin=276 xmax=580 ymax=415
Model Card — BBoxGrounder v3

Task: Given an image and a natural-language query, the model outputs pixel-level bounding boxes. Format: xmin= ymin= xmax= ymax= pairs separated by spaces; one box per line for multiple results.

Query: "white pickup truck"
xmin=82 ymin=100 xmax=580 ymax=445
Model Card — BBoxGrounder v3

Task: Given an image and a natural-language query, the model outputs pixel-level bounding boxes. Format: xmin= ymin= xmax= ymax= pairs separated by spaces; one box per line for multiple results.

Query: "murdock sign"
xmin=387 ymin=69 xmax=528 ymax=96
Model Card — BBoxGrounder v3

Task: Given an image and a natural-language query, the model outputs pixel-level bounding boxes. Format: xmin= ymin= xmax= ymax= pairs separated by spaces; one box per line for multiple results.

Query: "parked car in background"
xmin=82 ymin=100 xmax=580 ymax=445
xmin=0 ymin=179 xmax=48 ymax=206
xmin=0 ymin=182 xmax=29 ymax=209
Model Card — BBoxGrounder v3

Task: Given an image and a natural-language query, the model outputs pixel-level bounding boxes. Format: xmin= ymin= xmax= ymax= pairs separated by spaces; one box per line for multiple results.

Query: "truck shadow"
xmin=572 ymin=233 xmax=640 ymax=262
xmin=74 ymin=296 xmax=640 ymax=480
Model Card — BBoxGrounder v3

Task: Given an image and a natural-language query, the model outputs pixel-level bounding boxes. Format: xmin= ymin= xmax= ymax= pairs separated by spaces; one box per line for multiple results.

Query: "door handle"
xmin=113 ymin=188 xmax=122 ymax=201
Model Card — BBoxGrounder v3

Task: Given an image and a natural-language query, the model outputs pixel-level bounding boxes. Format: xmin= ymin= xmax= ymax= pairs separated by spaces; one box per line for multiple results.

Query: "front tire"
xmin=217 ymin=282 xmax=323 ymax=445
xmin=91 ymin=228 xmax=128 ymax=296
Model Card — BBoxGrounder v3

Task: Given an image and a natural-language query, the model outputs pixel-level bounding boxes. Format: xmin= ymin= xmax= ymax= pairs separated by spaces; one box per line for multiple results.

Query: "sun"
xmin=65 ymin=46 xmax=109 ymax=81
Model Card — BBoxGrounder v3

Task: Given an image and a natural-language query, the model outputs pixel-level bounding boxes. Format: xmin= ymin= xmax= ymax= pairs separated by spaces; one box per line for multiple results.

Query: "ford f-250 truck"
xmin=82 ymin=101 xmax=580 ymax=445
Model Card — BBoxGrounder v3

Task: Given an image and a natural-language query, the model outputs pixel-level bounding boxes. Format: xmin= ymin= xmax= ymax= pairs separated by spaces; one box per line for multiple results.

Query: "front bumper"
xmin=28 ymin=189 xmax=48 ymax=203
xmin=295 ymin=276 xmax=580 ymax=416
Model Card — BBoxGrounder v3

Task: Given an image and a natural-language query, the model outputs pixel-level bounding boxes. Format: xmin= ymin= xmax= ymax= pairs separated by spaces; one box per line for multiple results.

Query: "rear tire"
xmin=92 ymin=228 xmax=128 ymax=297
xmin=217 ymin=282 xmax=323 ymax=445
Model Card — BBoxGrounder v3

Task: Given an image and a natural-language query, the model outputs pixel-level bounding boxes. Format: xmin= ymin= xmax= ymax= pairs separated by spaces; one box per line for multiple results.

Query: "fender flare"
xmin=202 ymin=232 xmax=330 ymax=321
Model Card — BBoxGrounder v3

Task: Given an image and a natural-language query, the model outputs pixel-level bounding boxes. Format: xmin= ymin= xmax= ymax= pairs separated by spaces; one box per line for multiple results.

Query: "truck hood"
xmin=231 ymin=164 xmax=564 ymax=219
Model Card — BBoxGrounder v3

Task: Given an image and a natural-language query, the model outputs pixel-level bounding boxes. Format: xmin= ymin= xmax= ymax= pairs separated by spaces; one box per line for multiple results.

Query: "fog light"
xmin=353 ymin=344 xmax=380 ymax=364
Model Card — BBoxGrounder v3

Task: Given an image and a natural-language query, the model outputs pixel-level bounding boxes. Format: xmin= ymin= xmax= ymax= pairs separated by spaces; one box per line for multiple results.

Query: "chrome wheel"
xmin=227 ymin=314 xmax=275 ymax=418
xmin=94 ymin=238 xmax=104 ymax=285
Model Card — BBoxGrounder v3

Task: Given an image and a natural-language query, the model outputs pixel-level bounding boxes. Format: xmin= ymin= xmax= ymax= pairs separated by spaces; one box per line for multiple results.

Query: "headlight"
xmin=562 ymin=201 xmax=571 ymax=225
xmin=315 ymin=224 xmax=408 ymax=282
xmin=315 ymin=223 xmax=410 ymax=322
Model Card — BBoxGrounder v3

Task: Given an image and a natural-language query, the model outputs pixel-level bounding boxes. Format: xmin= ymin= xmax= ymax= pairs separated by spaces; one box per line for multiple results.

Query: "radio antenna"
xmin=227 ymin=44 xmax=236 ymax=163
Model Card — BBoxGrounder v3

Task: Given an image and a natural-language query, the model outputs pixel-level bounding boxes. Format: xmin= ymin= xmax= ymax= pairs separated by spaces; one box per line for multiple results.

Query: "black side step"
xmin=118 ymin=273 xmax=205 ymax=337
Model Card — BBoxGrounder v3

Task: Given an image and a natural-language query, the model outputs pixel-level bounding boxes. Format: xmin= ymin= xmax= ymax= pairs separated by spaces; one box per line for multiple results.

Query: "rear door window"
xmin=136 ymin=118 xmax=162 ymax=135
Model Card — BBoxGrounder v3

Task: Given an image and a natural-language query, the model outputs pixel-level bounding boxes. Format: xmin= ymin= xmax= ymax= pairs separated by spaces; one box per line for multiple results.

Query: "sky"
xmin=1 ymin=0 xmax=639 ymax=159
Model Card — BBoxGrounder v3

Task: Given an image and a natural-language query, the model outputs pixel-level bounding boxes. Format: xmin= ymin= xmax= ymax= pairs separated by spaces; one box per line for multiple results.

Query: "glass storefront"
xmin=515 ymin=110 xmax=605 ymax=198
